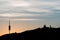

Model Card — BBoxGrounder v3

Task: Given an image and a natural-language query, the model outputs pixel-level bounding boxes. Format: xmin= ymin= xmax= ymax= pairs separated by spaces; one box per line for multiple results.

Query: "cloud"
xmin=0 ymin=0 xmax=60 ymax=21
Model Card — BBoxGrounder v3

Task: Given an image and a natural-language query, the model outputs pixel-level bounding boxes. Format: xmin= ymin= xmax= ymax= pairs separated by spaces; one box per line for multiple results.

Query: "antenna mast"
xmin=8 ymin=20 xmax=11 ymax=34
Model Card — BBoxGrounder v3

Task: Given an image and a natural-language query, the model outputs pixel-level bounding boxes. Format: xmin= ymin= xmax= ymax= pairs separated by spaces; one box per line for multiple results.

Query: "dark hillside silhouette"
xmin=0 ymin=26 xmax=60 ymax=40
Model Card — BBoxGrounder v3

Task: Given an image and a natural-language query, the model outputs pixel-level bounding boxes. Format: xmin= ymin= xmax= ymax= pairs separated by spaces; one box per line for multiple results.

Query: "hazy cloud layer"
xmin=0 ymin=0 xmax=60 ymax=21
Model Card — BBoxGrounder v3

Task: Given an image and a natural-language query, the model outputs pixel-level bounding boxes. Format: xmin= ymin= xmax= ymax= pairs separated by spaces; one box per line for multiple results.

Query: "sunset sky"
xmin=0 ymin=0 xmax=60 ymax=35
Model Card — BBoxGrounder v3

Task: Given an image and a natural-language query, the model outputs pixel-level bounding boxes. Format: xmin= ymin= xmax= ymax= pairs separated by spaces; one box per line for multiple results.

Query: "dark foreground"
xmin=0 ymin=27 xmax=60 ymax=40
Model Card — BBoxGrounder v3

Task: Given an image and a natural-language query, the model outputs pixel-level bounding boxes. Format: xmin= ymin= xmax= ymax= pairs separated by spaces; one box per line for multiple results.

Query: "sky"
xmin=0 ymin=0 xmax=60 ymax=35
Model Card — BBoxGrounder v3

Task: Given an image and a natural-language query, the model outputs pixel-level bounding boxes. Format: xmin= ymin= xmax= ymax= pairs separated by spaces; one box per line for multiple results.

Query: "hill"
xmin=0 ymin=27 xmax=60 ymax=40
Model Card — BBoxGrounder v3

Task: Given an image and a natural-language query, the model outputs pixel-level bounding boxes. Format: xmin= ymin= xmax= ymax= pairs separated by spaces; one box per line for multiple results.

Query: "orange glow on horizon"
xmin=0 ymin=23 xmax=39 ymax=36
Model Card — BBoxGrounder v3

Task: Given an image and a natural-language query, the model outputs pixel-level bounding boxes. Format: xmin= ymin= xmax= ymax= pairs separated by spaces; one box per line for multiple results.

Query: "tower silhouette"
xmin=8 ymin=20 xmax=11 ymax=34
